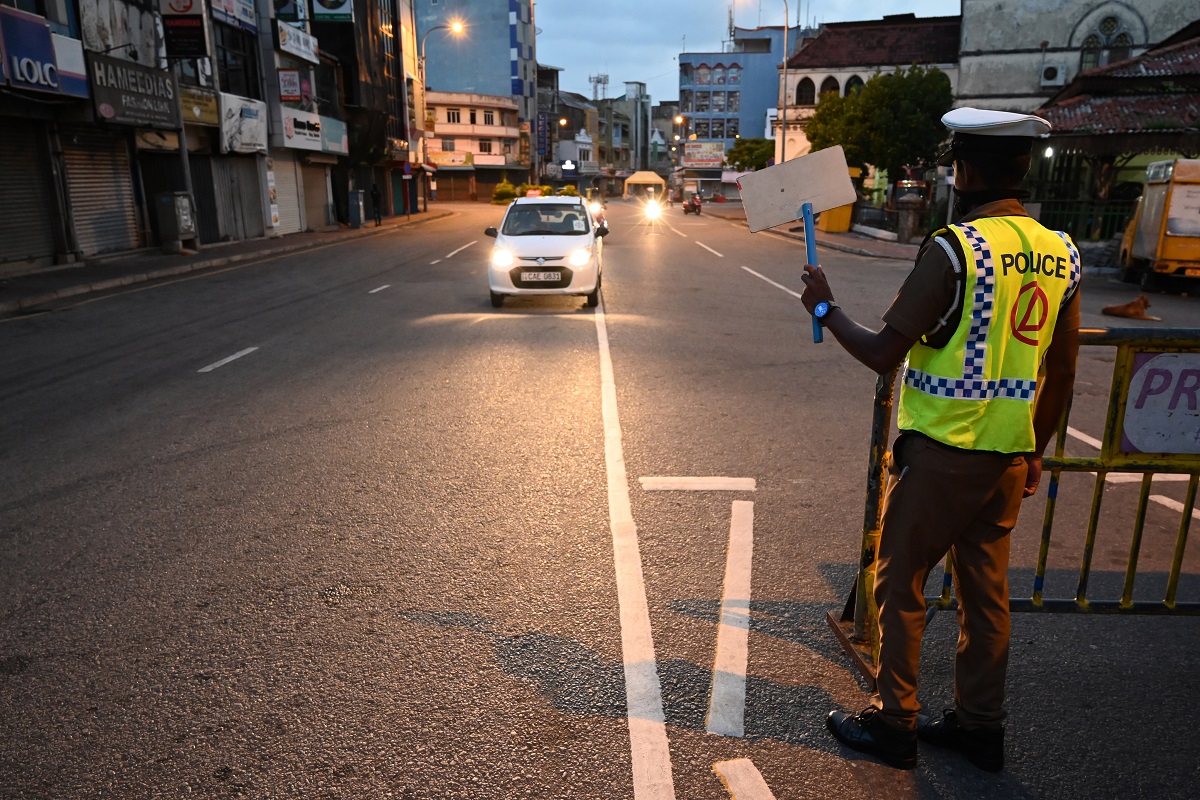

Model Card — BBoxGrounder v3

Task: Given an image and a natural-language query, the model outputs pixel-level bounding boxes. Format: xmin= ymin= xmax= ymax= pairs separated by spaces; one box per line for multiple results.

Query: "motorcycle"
xmin=682 ymin=194 xmax=702 ymax=215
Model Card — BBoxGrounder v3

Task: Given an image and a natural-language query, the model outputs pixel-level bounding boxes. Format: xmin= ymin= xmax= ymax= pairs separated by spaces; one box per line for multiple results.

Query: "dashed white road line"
xmin=197 ymin=347 xmax=257 ymax=373
xmin=1151 ymin=494 xmax=1200 ymax=520
xmin=707 ymin=500 xmax=755 ymax=738
xmin=740 ymin=266 xmax=803 ymax=300
xmin=430 ymin=259 xmax=442 ymax=264
xmin=1067 ymin=426 xmax=1103 ymax=449
xmin=640 ymin=477 xmax=756 ymax=491
xmin=595 ymin=296 xmax=676 ymax=799
xmin=713 ymin=759 xmax=777 ymax=800
xmin=1065 ymin=426 xmax=1192 ymax=484
xmin=696 ymin=241 xmax=724 ymax=258
xmin=446 ymin=241 xmax=477 ymax=258
xmin=369 ymin=285 xmax=390 ymax=294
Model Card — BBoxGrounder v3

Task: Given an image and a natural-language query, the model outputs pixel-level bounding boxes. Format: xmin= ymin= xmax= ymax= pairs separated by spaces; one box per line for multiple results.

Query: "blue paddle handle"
xmin=802 ymin=203 xmax=822 ymax=344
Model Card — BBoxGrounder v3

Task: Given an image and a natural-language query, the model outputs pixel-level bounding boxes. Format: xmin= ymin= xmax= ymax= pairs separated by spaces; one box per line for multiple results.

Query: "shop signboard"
xmin=320 ymin=115 xmax=348 ymax=155
xmin=430 ymin=151 xmax=474 ymax=167
xmin=180 ymin=85 xmax=220 ymax=125
xmin=219 ymin=93 xmax=268 ymax=153
xmin=89 ymin=53 xmax=180 ymax=129
xmin=282 ymin=106 xmax=322 ymax=151
xmin=312 ymin=0 xmax=353 ymax=22
xmin=278 ymin=69 xmax=302 ymax=102
xmin=277 ymin=20 xmax=318 ymax=64
xmin=0 ymin=8 xmax=88 ymax=97
xmin=213 ymin=0 xmax=257 ymax=33
xmin=683 ymin=141 xmax=726 ymax=169
xmin=160 ymin=0 xmax=210 ymax=59
xmin=275 ymin=0 xmax=308 ymax=23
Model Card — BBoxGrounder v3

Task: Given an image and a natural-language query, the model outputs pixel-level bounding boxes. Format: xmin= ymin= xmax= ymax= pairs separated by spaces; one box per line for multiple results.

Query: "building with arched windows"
xmin=776 ymin=13 xmax=961 ymax=166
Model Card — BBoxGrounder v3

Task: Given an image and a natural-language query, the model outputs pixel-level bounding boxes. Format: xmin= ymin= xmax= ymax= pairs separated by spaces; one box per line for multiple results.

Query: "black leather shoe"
xmin=917 ymin=709 xmax=1004 ymax=772
xmin=826 ymin=707 xmax=918 ymax=770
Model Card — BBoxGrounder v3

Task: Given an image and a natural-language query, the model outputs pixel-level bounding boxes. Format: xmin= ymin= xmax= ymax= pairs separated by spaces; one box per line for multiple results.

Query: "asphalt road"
xmin=2 ymin=201 xmax=1198 ymax=799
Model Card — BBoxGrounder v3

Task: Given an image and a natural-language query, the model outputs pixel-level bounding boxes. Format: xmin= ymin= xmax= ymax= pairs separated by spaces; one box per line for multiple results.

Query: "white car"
xmin=485 ymin=197 xmax=608 ymax=308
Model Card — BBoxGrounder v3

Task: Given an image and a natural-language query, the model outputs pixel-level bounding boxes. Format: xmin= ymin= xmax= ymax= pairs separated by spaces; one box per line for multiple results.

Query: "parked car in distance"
xmin=484 ymin=197 xmax=608 ymax=308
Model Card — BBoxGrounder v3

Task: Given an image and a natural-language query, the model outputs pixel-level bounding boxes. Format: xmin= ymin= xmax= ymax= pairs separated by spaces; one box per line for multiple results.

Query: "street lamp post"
xmin=419 ymin=20 xmax=464 ymax=90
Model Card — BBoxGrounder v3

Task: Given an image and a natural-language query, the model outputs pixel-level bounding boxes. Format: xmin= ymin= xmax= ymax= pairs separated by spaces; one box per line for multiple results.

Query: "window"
xmin=695 ymin=91 xmax=711 ymax=112
xmin=213 ymin=22 xmax=261 ymax=100
xmin=680 ymin=64 xmax=693 ymax=84
xmin=712 ymin=66 xmax=726 ymax=85
xmin=2 ymin=0 xmax=77 ymax=36
xmin=469 ymin=109 xmax=476 ymax=124
xmin=447 ymin=108 xmax=461 ymax=123
xmin=796 ymin=78 xmax=815 ymax=105
xmin=694 ymin=119 xmax=710 ymax=138
xmin=711 ymin=119 xmax=724 ymax=140
xmin=1080 ymin=16 xmax=1137 ymax=72
xmin=479 ymin=139 xmax=493 ymax=154
xmin=484 ymin=109 xmax=495 ymax=125
xmin=845 ymin=76 xmax=864 ymax=95
xmin=727 ymin=65 xmax=741 ymax=85
xmin=696 ymin=65 xmax=711 ymax=85
xmin=441 ymin=138 xmax=455 ymax=151
xmin=727 ymin=118 xmax=739 ymax=138
xmin=820 ymin=76 xmax=840 ymax=97
xmin=712 ymin=92 xmax=726 ymax=112
xmin=680 ymin=90 xmax=693 ymax=112
xmin=727 ymin=91 xmax=740 ymax=112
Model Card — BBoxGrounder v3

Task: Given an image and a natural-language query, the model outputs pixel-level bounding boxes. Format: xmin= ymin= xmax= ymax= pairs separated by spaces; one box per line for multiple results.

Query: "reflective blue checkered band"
xmin=1053 ymin=230 xmax=1082 ymax=303
xmin=904 ymin=368 xmax=1038 ymax=400
xmin=959 ymin=224 xmax=994 ymax=379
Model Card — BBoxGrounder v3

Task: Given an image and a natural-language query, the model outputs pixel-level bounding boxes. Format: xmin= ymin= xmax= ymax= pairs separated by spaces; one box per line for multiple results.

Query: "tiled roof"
xmin=1041 ymin=93 xmax=1200 ymax=136
xmin=1083 ymin=36 xmax=1200 ymax=79
xmin=786 ymin=15 xmax=960 ymax=70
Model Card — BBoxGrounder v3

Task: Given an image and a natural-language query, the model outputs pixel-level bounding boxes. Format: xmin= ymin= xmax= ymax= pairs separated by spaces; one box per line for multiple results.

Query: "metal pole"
xmin=780 ymin=0 xmax=788 ymax=164
xmin=173 ymin=60 xmax=197 ymax=251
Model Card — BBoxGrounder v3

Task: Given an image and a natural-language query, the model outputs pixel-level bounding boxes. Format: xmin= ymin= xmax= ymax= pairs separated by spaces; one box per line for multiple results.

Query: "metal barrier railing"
xmin=828 ymin=327 xmax=1200 ymax=685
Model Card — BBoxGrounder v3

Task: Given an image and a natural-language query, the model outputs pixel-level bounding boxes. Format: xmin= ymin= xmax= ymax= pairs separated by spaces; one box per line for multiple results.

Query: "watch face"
xmin=815 ymin=301 xmax=830 ymax=318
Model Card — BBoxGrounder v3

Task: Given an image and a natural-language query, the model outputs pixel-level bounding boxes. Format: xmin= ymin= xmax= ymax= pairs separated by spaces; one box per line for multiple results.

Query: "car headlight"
xmin=645 ymin=201 xmax=661 ymax=220
xmin=491 ymin=248 xmax=514 ymax=267
xmin=568 ymin=248 xmax=591 ymax=267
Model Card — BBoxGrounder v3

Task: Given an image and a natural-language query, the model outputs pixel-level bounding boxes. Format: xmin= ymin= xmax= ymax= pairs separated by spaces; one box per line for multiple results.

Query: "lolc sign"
xmin=0 ymin=7 xmax=88 ymax=97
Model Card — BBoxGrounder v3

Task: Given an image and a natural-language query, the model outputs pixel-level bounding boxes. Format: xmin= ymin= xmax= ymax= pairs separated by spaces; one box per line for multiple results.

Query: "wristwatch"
xmin=813 ymin=301 xmax=840 ymax=324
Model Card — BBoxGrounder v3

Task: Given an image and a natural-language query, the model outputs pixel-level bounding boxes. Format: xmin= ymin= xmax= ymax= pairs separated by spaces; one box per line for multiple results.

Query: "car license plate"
xmin=522 ymin=270 xmax=561 ymax=282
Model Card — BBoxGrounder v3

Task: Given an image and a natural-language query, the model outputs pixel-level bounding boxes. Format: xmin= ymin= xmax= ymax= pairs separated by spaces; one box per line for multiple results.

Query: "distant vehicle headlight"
xmin=589 ymin=201 xmax=602 ymax=214
xmin=645 ymin=201 xmax=661 ymax=220
xmin=568 ymin=248 xmax=591 ymax=267
xmin=492 ymin=248 xmax=514 ymax=267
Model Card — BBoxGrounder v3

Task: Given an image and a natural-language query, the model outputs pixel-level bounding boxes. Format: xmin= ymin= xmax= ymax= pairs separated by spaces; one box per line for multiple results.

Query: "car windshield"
xmin=501 ymin=204 xmax=591 ymax=236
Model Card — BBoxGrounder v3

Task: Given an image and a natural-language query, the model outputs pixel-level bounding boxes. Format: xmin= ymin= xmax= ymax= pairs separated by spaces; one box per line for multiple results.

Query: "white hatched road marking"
xmin=595 ymin=297 xmax=676 ymax=799
xmin=1151 ymin=495 xmax=1200 ymax=520
xmin=640 ymin=477 xmax=756 ymax=492
xmin=696 ymin=241 xmax=724 ymax=258
xmin=713 ymin=759 xmax=777 ymax=800
xmin=368 ymin=285 xmax=390 ymax=294
xmin=741 ymin=266 xmax=803 ymax=300
xmin=707 ymin=500 xmax=754 ymax=738
xmin=197 ymin=347 xmax=257 ymax=373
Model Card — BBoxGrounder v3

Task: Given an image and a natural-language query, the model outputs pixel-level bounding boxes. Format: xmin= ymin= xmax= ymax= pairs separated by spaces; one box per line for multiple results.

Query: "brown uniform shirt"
xmin=883 ymin=199 xmax=1081 ymax=348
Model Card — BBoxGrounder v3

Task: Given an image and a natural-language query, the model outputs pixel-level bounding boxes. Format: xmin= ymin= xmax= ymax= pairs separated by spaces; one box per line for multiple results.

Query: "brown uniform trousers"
xmin=871 ymin=431 xmax=1029 ymax=732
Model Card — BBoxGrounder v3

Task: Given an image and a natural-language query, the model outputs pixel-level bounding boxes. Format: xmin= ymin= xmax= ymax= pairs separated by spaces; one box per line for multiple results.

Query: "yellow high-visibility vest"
xmin=897 ymin=216 xmax=1081 ymax=453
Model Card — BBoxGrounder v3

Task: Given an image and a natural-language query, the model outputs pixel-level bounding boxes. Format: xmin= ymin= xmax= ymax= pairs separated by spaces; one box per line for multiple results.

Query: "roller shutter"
xmin=270 ymin=151 xmax=303 ymax=235
xmin=301 ymin=163 xmax=332 ymax=230
xmin=61 ymin=126 xmax=140 ymax=256
xmin=0 ymin=119 xmax=57 ymax=270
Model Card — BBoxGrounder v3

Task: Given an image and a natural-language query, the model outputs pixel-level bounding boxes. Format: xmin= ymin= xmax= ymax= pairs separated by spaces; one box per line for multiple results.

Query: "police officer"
xmin=801 ymin=108 xmax=1081 ymax=771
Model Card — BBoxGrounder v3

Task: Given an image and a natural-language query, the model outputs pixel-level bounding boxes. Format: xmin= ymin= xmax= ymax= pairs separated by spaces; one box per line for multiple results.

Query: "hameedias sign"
xmin=88 ymin=53 xmax=180 ymax=129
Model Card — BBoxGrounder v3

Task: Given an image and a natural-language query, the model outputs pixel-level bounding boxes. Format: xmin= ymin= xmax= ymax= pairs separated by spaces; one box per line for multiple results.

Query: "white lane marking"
xmin=696 ymin=241 xmax=724 ymax=258
xmin=662 ymin=222 xmax=688 ymax=238
xmin=707 ymin=501 xmax=754 ymax=738
xmin=369 ymin=285 xmax=391 ymax=294
xmin=1064 ymin=427 xmax=1190 ymax=483
xmin=741 ymin=266 xmax=803 ymax=300
xmin=446 ymin=241 xmax=477 ymax=258
xmin=595 ymin=296 xmax=676 ymax=799
xmin=1067 ymin=426 xmax=1103 ymax=449
xmin=430 ymin=259 xmax=442 ymax=265
xmin=713 ymin=759 xmax=776 ymax=800
xmin=197 ymin=347 xmax=257 ymax=373
xmin=1150 ymin=495 xmax=1200 ymax=520
xmin=640 ymin=477 xmax=756 ymax=492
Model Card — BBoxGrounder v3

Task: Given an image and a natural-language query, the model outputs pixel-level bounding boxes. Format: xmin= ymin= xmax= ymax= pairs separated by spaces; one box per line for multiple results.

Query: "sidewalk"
xmin=0 ymin=208 xmax=453 ymax=319
xmin=700 ymin=200 xmax=922 ymax=261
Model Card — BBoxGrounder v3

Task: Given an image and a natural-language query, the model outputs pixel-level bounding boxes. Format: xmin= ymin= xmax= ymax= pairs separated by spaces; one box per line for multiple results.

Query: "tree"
xmin=724 ymin=138 xmax=776 ymax=172
xmin=807 ymin=66 xmax=953 ymax=180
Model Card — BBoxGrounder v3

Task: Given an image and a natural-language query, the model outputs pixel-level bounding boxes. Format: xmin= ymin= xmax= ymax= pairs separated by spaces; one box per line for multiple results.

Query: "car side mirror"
xmin=596 ymin=225 xmax=608 ymax=237
xmin=485 ymin=227 xmax=498 ymax=237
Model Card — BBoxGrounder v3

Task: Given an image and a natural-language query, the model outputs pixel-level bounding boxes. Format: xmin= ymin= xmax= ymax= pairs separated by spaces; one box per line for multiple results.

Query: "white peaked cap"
xmin=942 ymin=107 xmax=1052 ymax=137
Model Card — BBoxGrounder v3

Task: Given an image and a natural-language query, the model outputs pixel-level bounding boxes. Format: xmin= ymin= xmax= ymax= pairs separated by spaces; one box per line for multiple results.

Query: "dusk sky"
xmin=533 ymin=0 xmax=962 ymax=104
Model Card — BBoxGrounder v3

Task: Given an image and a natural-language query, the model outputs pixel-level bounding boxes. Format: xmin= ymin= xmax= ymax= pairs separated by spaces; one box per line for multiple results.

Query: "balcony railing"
xmin=433 ymin=123 xmax=520 ymax=139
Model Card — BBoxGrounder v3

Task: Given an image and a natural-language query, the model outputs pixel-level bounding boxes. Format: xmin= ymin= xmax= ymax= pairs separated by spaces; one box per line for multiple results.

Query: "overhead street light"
xmin=420 ymin=19 xmax=466 ymax=89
